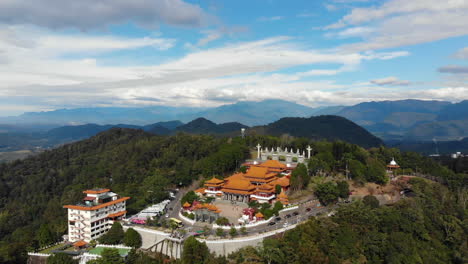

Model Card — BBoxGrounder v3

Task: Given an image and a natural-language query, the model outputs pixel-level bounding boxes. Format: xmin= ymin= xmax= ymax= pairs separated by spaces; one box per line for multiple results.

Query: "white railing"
xmin=178 ymin=211 xmax=196 ymax=225
xmin=279 ymin=205 xmax=299 ymax=212
xmin=250 ymin=194 xmax=275 ymax=200
xmin=213 ymin=216 xmax=274 ymax=230
xmin=95 ymin=244 xmax=132 ymax=250
xmin=27 ymin=252 xmax=51 ymax=257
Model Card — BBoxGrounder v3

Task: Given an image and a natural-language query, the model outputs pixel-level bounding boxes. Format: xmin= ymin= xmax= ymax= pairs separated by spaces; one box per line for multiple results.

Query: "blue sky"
xmin=0 ymin=0 xmax=467 ymax=115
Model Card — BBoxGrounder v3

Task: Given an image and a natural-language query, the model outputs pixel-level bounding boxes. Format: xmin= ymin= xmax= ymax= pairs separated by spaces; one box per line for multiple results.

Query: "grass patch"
xmin=89 ymin=247 xmax=131 ymax=256
xmin=38 ymin=243 xmax=69 ymax=253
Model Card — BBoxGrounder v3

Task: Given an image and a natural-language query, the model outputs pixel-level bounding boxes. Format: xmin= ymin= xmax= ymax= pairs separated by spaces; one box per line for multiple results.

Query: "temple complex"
xmin=197 ymin=159 xmax=291 ymax=204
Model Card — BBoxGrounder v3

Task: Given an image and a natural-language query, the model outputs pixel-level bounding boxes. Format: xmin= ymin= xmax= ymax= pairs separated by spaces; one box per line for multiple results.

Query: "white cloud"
xmin=370 ymin=76 xmax=411 ymax=86
xmin=0 ymin=0 xmax=213 ymax=30
xmin=196 ymin=30 xmax=223 ymax=46
xmin=454 ymin=47 xmax=468 ymax=60
xmin=0 ymin=31 xmax=413 ymax=112
xmin=324 ymin=0 xmax=468 ymax=51
xmin=258 ymin=16 xmax=284 ymax=22
xmin=326 ymin=26 xmax=374 ymax=38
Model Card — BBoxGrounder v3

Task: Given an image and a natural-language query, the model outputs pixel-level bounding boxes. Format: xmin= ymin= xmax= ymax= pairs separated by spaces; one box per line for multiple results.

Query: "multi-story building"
xmin=63 ymin=188 xmax=130 ymax=243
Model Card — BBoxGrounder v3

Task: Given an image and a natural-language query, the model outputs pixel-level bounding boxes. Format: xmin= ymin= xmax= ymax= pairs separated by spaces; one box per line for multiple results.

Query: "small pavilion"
xmin=193 ymin=203 xmax=221 ymax=223
xmin=277 ymin=190 xmax=289 ymax=206
xmin=387 ymin=158 xmax=400 ymax=178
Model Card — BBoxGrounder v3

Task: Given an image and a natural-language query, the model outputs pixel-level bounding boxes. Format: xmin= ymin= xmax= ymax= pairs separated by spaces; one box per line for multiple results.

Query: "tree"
xmin=337 ymin=181 xmax=350 ymax=199
xmin=89 ymin=248 xmax=124 ymax=264
xmin=182 ymin=236 xmax=210 ymax=264
xmin=291 ymin=163 xmax=309 ymax=190
xmin=315 ymin=182 xmax=339 ymax=205
xmin=259 ymin=238 xmax=284 ymax=264
xmin=349 ymin=159 xmax=366 ymax=182
xmin=216 ymin=228 xmax=225 ymax=237
xmin=272 ymin=201 xmax=284 ymax=216
xmin=181 ymin=191 xmax=198 ymax=206
xmin=142 ymin=173 xmax=170 ymax=204
xmin=229 ymin=227 xmax=238 ymax=238
xmin=240 ymin=226 xmax=247 ymax=235
xmin=98 ymin=222 xmax=124 ymax=244
xmin=47 ymin=253 xmax=78 ymax=264
xmin=275 ymin=184 xmax=282 ymax=194
xmin=239 ymin=166 xmax=248 ymax=173
xmin=123 ymin=228 xmax=142 ymax=248
xmin=363 ymin=195 xmax=380 ymax=208
xmin=366 ymin=160 xmax=388 ymax=185
xmin=215 ymin=217 xmax=229 ymax=226
xmin=37 ymin=224 xmax=54 ymax=247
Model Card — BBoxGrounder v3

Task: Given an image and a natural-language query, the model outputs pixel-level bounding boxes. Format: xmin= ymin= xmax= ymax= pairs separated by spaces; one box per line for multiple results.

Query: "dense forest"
xmin=0 ymin=128 xmax=249 ymax=263
xmin=0 ymin=128 xmax=466 ymax=263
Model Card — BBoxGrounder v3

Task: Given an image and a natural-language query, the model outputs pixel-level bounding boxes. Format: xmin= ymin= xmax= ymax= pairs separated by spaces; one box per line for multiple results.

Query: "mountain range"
xmin=335 ymin=100 xmax=468 ymax=141
xmin=1 ymin=99 xmax=467 ymax=142
xmin=0 ymin=99 xmax=331 ymax=128
xmin=0 ymin=115 xmax=383 ymax=156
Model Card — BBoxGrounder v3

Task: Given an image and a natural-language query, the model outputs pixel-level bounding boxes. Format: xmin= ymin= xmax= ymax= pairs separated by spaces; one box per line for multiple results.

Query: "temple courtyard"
xmin=212 ymin=200 xmax=248 ymax=223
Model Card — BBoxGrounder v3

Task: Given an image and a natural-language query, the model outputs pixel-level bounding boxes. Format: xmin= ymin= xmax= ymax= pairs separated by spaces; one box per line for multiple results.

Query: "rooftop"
xmin=83 ymin=188 xmax=110 ymax=194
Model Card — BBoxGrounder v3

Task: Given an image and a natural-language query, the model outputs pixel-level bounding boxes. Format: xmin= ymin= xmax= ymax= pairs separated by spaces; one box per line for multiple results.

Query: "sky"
xmin=0 ymin=0 xmax=467 ymax=116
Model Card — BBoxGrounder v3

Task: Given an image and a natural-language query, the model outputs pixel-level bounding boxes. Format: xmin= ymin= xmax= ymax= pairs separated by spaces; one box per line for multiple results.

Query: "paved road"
xmin=183 ymin=204 xmax=331 ymax=236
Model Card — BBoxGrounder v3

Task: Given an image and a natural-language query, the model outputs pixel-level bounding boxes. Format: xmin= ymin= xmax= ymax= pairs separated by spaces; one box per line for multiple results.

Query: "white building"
xmin=63 ymin=188 xmax=130 ymax=244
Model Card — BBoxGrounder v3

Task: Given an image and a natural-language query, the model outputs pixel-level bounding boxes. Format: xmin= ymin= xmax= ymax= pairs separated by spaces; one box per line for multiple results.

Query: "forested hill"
xmin=251 ymin=115 xmax=383 ymax=148
xmin=0 ymin=128 xmax=250 ymax=263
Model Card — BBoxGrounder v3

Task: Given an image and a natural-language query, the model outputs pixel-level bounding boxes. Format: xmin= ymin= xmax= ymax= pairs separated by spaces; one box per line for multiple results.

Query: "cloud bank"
xmin=0 ymin=0 xmax=213 ymax=30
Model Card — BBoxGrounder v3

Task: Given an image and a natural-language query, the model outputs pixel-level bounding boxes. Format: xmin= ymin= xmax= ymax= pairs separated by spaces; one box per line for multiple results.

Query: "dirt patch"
xmin=349 ymin=176 xmax=414 ymax=205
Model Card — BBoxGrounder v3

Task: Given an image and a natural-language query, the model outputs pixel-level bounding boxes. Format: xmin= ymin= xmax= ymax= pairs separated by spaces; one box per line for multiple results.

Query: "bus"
xmin=169 ymin=218 xmax=183 ymax=228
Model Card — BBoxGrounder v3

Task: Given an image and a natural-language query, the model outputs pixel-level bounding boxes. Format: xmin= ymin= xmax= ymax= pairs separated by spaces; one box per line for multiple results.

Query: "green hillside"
xmin=251 ymin=115 xmax=384 ymax=148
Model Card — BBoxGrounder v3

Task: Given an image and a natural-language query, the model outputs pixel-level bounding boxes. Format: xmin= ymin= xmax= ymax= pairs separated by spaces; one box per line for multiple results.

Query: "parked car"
xmin=285 ymin=214 xmax=291 ymax=218
xmin=268 ymin=221 xmax=276 ymax=226
xmin=306 ymin=208 xmax=312 ymax=212
xmin=275 ymin=217 xmax=282 ymax=221
xmin=293 ymin=212 xmax=299 ymax=216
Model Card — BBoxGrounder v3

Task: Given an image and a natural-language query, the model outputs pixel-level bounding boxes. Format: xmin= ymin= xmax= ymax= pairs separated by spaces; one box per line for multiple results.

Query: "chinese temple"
xmin=198 ymin=160 xmax=291 ymax=204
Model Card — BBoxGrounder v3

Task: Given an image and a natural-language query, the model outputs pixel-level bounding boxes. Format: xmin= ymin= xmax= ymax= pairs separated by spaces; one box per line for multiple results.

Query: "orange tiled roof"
xmin=255 ymin=212 xmax=264 ymax=218
xmin=195 ymin=188 xmax=206 ymax=194
xmin=183 ymin=202 xmax=191 ymax=208
xmin=257 ymin=183 xmax=275 ymax=192
xmin=224 ymin=173 xmax=245 ymax=182
xmin=222 ymin=177 xmax=256 ymax=194
xmin=192 ymin=203 xmax=221 ymax=213
xmin=273 ymin=176 xmax=290 ymax=187
xmin=64 ymin=197 xmax=130 ymax=211
xmin=108 ymin=210 xmax=126 ymax=218
xmin=259 ymin=160 xmax=287 ymax=169
xmin=205 ymin=177 xmax=224 ymax=187
xmin=278 ymin=190 xmax=288 ymax=199
xmin=83 ymin=188 xmax=110 ymax=194
xmin=73 ymin=240 xmax=87 ymax=247
xmin=243 ymin=167 xmax=277 ymax=184
xmin=277 ymin=190 xmax=289 ymax=205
